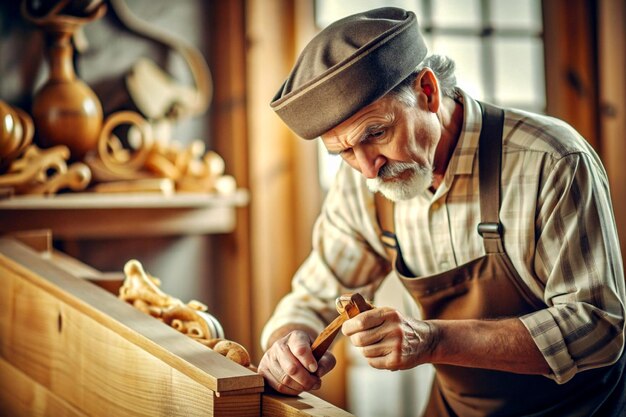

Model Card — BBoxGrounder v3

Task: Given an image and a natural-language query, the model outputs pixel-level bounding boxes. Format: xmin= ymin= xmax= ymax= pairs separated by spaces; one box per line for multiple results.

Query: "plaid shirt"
xmin=261 ymin=90 xmax=626 ymax=384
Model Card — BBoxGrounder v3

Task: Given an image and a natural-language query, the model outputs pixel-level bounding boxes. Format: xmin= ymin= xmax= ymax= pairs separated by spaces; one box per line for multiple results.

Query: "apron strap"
xmin=375 ymin=191 xmax=397 ymax=264
xmin=375 ymin=192 xmax=413 ymax=276
xmin=477 ymin=102 xmax=505 ymax=254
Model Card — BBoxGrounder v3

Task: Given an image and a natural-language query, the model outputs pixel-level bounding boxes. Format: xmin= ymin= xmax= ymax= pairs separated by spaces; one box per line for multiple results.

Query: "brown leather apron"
xmin=375 ymin=102 xmax=626 ymax=416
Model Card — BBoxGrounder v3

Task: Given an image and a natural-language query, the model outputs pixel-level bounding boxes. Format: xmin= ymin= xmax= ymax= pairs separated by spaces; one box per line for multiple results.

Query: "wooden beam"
xmin=543 ymin=0 xmax=599 ymax=149
xmin=598 ymin=0 xmax=626 ymax=261
xmin=245 ymin=0 xmax=298 ymax=364
xmin=262 ymin=392 xmax=354 ymax=417
xmin=0 ymin=239 xmax=263 ymax=395
xmin=245 ymin=0 xmax=323 ymax=362
xmin=206 ymin=0 xmax=254 ymax=357
xmin=245 ymin=0 xmax=344 ymax=408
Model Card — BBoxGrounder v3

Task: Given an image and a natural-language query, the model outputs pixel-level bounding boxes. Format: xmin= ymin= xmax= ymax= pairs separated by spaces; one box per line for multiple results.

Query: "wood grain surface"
xmin=0 ymin=238 xmax=355 ymax=416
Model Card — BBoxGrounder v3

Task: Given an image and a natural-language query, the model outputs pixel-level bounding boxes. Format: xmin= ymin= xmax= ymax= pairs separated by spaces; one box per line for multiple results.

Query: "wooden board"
xmin=0 ymin=238 xmax=354 ymax=416
xmin=262 ymin=392 xmax=354 ymax=417
xmin=0 ymin=358 xmax=86 ymax=417
xmin=0 ymin=238 xmax=262 ymax=416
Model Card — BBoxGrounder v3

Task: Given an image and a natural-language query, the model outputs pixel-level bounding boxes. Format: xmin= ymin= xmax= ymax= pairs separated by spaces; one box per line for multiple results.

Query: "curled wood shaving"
xmin=118 ymin=259 xmax=251 ymax=367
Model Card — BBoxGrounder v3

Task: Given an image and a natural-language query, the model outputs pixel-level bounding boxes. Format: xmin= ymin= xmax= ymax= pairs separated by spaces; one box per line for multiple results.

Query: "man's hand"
xmin=258 ymin=330 xmax=337 ymax=395
xmin=342 ymin=307 xmax=436 ymax=371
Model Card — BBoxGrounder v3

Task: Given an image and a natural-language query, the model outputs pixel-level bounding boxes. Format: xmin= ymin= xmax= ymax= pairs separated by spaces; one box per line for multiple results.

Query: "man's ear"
xmin=413 ymin=68 xmax=439 ymax=112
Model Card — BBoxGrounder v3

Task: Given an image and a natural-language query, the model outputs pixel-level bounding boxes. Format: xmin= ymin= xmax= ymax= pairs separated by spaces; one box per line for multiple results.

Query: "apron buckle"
xmin=381 ymin=230 xmax=398 ymax=249
xmin=477 ymin=222 xmax=502 ymax=237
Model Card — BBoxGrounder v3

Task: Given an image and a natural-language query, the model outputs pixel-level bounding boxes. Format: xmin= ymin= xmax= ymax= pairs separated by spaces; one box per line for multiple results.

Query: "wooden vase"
xmin=26 ymin=3 xmax=106 ymax=161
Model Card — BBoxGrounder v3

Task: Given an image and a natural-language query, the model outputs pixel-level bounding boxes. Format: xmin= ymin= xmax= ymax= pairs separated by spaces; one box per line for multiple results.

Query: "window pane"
xmin=431 ymin=36 xmax=485 ymax=99
xmin=432 ymin=0 xmax=481 ymax=28
xmin=315 ymin=0 xmax=421 ymax=28
xmin=493 ymin=38 xmax=545 ymax=108
xmin=490 ymin=0 xmax=542 ymax=31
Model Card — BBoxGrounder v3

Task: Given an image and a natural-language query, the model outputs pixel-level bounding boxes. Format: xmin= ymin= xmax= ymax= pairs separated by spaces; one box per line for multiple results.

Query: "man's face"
xmin=321 ymin=94 xmax=440 ymax=201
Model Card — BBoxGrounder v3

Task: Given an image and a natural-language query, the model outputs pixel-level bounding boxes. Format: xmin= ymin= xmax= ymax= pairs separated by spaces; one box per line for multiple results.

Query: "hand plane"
xmin=310 ymin=293 xmax=373 ymax=361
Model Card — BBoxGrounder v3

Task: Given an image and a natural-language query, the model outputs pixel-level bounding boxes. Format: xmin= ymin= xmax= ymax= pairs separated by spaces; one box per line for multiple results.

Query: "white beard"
xmin=366 ymin=161 xmax=433 ymax=202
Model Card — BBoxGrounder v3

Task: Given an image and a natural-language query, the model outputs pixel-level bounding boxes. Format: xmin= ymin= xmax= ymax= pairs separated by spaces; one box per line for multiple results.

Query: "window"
xmin=315 ymin=0 xmax=545 ymax=190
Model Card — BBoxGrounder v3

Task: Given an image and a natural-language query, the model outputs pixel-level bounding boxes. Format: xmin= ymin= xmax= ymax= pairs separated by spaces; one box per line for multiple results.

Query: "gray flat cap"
xmin=270 ymin=7 xmax=427 ymax=139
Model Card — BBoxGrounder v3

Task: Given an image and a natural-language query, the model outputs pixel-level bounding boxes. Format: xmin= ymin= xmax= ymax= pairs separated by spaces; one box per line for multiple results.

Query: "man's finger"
xmin=315 ymin=351 xmax=337 ymax=378
xmin=342 ymin=308 xmax=387 ymax=336
xmin=277 ymin=343 xmax=320 ymax=391
xmin=287 ymin=331 xmax=319 ymax=373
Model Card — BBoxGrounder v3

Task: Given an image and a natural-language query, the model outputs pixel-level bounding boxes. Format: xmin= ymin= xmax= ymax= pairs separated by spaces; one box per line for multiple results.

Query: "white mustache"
xmin=367 ymin=161 xmax=433 ymax=201
xmin=378 ymin=162 xmax=421 ymax=179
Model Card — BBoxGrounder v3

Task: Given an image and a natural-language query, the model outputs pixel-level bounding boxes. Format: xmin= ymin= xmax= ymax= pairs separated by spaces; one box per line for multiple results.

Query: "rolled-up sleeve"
xmin=520 ymin=152 xmax=626 ymax=383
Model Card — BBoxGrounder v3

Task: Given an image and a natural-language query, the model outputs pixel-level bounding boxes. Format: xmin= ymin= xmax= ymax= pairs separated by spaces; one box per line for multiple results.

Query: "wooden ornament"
xmin=23 ymin=1 xmax=107 ymax=160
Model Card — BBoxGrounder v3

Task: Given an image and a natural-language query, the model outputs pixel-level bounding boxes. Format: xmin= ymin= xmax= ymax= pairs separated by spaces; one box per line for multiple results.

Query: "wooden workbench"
xmin=0 ymin=237 xmax=353 ymax=416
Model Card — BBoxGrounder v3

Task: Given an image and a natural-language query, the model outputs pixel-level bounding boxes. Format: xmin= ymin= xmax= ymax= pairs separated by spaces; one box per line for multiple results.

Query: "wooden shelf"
xmin=0 ymin=190 xmax=249 ymax=239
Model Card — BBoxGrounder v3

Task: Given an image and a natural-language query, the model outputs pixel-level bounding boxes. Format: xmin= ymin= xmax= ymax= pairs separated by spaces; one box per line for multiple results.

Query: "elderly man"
xmin=258 ymin=7 xmax=626 ymax=416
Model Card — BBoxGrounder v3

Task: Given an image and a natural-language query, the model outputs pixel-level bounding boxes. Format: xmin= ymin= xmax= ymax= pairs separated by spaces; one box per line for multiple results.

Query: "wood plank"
xmin=262 ymin=392 xmax=355 ymax=417
xmin=0 ymin=239 xmax=263 ymax=395
xmin=1 ymin=350 xmax=259 ymax=417
xmin=0 ymin=358 xmax=86 ymax=417
xmin=0 ymin=240 xmax=353 ymax=416
xmin=49 ymin=249 xmax=104 ymax=279
xmin=213 ymin=393 xmax=259 ymax=416
xmin=3 ymin=229 xmax=52 ymax=253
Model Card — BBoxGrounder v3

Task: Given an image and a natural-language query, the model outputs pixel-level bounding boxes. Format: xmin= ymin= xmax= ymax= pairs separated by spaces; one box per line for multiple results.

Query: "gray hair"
xmin=387 ymin=55 xmax=458 ymax=107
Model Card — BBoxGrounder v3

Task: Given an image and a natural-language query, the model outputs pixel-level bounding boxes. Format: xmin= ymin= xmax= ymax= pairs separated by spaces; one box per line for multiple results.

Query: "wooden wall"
xmin=598 ymin=0 xmax=626 ymax=254
xmin=543 ymin=0 xmax=599 ymax=149
xmin=544 ymin=0 xmax=626 ymax=259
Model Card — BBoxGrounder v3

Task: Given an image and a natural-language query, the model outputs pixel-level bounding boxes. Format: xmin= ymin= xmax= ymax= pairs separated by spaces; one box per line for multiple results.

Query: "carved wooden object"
xmin=22 ymin=0 xmax=106 ymax=160
xmin=119 ymin=259 xmax=250 ymax=367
